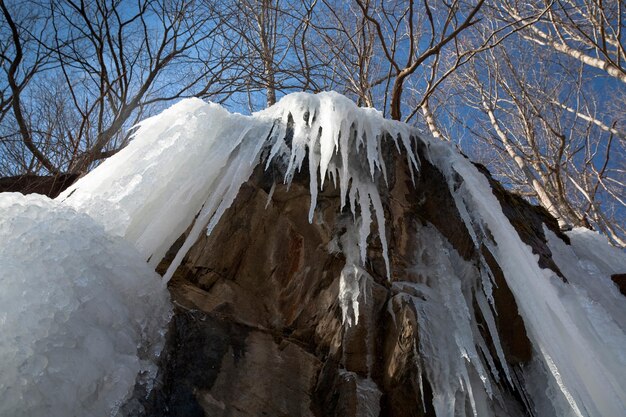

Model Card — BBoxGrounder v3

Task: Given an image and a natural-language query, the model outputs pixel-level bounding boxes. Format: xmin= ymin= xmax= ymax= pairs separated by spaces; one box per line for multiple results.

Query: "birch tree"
xmin=447 ymin=39 xmax=626 ymax=245
xmin=500 ymin=0 xmax=626 ymax=83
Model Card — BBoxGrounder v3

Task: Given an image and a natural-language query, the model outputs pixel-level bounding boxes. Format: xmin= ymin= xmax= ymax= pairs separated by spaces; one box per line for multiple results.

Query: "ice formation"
xmin=0 ymin=193 xmax=171 ymax=417
xmin=4 ymin=91 xmax=625 ymax=416
xmin=58 ymin=99 xmax=274 ymax=275
xmin=59 ymin=92 xmax=418 ymax=281
xmin=392 ymin=223 xmax=505 ymax=417
xmin=426 ymin=139 xmax=626 ymax=416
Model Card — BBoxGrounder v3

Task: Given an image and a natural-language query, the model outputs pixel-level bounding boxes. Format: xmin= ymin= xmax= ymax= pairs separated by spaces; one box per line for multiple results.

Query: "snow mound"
xmin=0 ymin=193 xmax=171 ymax=417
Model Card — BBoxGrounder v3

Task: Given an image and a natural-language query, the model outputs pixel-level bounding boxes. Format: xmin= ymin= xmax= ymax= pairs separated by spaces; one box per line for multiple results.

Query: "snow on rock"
xmin=0 ymin=193 xmax=171 ymax=417
xmin=565 ymin=227 xmax=626 ymax=277
xmin=546 ymin=227 xmax=626 ymax=333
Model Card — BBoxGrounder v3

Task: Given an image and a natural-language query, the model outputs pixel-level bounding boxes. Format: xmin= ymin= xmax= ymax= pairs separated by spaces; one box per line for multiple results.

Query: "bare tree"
xmin=51 ymin=0 xmax=239 ymax=173
xmin=1 ymin=0 xmax=58 ymax=174
xmin=217 ymin=0 xmax=334 ymax=111
xmin=305 ymin=1 xmax=379 ymax=107
xmin=446 ymin=37 xmax=626 ymax=245
xmin=0 ymin=0 xmax=238 ymax=175
xmin=1 ymin=0 xmax=623 ymax=246
xmin=500 ymin=0 xmax=626 ymax=83
xmin=352 ymin=0 xmax=485 ymax=121
xmin=297 ymin=0 xmax=489 ymax=126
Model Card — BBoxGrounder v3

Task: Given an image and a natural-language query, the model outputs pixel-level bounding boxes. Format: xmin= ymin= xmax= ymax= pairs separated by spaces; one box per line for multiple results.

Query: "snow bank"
xmin=0 ymin=193 xmax=171 ymax=417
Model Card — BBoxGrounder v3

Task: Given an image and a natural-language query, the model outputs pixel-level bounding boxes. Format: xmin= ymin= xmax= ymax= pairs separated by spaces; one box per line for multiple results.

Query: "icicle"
xmin=339 ymin=264 xmax=361 ymax=327
xmin=256 ymin=92 xmax=416 ymax=278
xmin=265 ymin=182 xmax=276 ymax=209
xmin=475 ymin=290 xmax=513 ymax=385
xmin=393 ymin=222 xmax=501 ymax=417
xmin=425 ymin=134 xmax=626 ymax=417
xmin=370 ymin=188 xmax=390 ymax=277
xmin=58 ymin=92 xmax=425 ymax=330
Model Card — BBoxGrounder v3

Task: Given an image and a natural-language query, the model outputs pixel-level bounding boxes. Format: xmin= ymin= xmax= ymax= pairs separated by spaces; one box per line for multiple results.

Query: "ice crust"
xmin=23 ymin=91 xmax=626 ymax=416
xmin=0 ymin=193 xmax=171 ymax=417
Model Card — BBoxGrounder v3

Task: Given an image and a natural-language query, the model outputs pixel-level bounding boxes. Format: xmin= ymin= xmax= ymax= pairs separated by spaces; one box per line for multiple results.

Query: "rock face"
xmin=2 ymin=95 xmax=624 ymax=417
xmin=2 ymin=138 xmax=620 ymax=417
xmin=128 ymin=139 xmax=578 ymax=417
xmin=611 ymin=273 xmax=626 ymax=296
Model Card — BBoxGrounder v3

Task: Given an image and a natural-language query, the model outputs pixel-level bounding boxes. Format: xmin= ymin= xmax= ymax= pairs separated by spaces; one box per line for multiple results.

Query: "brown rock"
xmin=130 ymin=136 xmax=568 ymax=417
